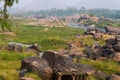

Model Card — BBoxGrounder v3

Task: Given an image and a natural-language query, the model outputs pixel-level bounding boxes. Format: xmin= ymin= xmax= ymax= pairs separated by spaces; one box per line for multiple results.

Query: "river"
xmin=68 ymin=22 xmax=105 ymax=32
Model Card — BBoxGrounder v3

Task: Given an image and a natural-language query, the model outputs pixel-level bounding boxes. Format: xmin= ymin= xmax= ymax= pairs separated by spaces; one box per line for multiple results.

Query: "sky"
xmin=6 ymin=0 xmax=120 ymax=12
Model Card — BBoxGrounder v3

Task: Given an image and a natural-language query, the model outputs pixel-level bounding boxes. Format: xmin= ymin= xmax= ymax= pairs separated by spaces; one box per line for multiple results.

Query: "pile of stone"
xmin=105 ymin=26 xmax=120 ymax=35
xmin=84 ymin=35 xmax=120 ymax=61
xmin=3 ymin=42 xmax=41 ymax=54
xmin=84 ymin=42 xmax=115 ymax=60
xmin=20 ymin=50 xmax=120 ymax=80
xmin=20 ymin=51 xmax=96 ymax=80
xmin=84 ymin=27 xmax=104 ymax=35
xmin=84 ymin=27 xmax=105 ymax=40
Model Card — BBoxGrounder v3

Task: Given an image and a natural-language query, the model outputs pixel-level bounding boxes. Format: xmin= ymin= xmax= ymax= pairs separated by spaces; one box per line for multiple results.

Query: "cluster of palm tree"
xmin=0 ymin=0 xmax=18 ymax=32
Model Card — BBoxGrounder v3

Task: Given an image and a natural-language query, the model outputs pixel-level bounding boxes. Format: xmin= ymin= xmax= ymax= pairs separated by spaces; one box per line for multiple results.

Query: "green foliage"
xmin=0 ymin=0 xmax=19 ymax=31
xmin=83 ymin=19 xmax=96 ymax=26
xmin=19 ymin=8 xmax=120 ymax=19
xmin=96 ymin=19 xmax=120 ymax=28
xmin=0 ymin=19 xmax=12 ymax=31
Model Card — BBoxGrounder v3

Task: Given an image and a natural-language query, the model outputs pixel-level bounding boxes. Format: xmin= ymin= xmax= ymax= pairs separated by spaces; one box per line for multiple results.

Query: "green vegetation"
xmin=0 ymin=0 xmax=19 ymax=31
xmin=19 ymin=7 xmax=120 ymax=19
xmin=95 ymin=19 xmax=120 ymax=28
xmin=0 ymin=24 xmax=119 ymax=79
xmin=0 ymin=25 xmax=84 ymax=80
xmin=0 ymin=50 xmax=36 ymax=80
xmin=10 ymin=25 xmax=84 ymax=51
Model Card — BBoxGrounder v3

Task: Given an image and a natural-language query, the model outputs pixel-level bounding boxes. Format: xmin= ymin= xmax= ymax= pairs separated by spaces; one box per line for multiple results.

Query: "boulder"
xmin=42 ymin=51 xmax=78 ymax=72
xmin=42 ymin=51 xmax=87 ymax=80
xmin=67 ymin=44 xmax=86 ymax=62
xmin=102 ymin=48 xmax=115 ymax=59
xmin=105 ymin=38 xmax=117 ymax=47
xmin=6 ymin=44 xmax=23 ymax=53
xmin=52 ymin=54 xmax=78 ymax=72
xmin=115 ymin=35 xmax=120 ymax=43
xmin=42 ymin=51 xmax=60 ymax=67
xmin=85 ymin=46 xmax=103 ymax=60
xmin=105 ymin=26 xmax=120 ymax=35
xmin=91 ymin=42 xmax=101 ymax=49
xmin=14 ymin=45 xmax=23 ymax=53
xmin=114 ymin=53 xmax=120 ymax=61
xmin=76 ymin=64 xmax=96 ymax=75
xmin=94 ymin=71 xmax=108 ymax=80
xmin=113 ymin=44 xmax=120 ymax=52
xmin=30 ymin=60 xmax=53 ymax=80
xmin=90 ymin=48 xmax=103 ymax=60
xmin=67 ymin=40 xmax=85 ymax=48
xmin=25 ymin=44 xmax=41 ymax=54
xmin=68 ymin=49 xmax=86 ymax=62
xmin=107 ymin=74 xmax=120 ymax=80
xmin=93 ymin=33 xmax=102 ymax=40
xmin=19 ymin=69 xmax=28 ymax=77
xmin=86 ymin=27 xmax=103 ymax=34
xmin=20 ymin=57 xmax=53 ymax=80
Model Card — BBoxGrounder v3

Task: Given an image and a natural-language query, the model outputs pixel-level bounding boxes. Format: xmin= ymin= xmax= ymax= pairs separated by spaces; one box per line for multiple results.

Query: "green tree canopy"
xmin=0 ymin=0 xmax=18 ymax=32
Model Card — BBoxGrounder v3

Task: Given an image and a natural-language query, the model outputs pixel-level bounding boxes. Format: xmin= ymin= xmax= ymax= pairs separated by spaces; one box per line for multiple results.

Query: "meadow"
xmin=0 ymin=25 xmax=119 ymax=80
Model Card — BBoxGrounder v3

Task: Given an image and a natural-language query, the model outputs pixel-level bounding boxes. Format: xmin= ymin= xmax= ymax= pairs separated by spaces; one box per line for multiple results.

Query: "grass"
xmin=0 ymin=25 xmax=84 ymax=51
xmin=0 ymin=24 xmax=119 ymax=80
xmin=0 ymin=25 xmax=84 ymax=80
xmin=78 ymin=58 xmax=120 ymax=74
xmin=0 ymin=50 xmax=38 ymax=80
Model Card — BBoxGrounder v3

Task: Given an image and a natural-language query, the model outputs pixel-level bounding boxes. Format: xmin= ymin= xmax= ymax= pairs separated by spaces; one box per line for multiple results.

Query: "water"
xmin=68 ymin=22 xmax=105 ymax=32
xmin=68 ymin=22 xmax=87 ymax=30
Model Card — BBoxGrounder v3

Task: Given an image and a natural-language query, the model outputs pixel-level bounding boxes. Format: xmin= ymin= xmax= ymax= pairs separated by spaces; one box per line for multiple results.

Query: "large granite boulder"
xmin=94 ymin=71 xmax=108 ymax=80
xmin=76 ymin=64 xmax=96 ymax=75
xmin=42 ymin=51 xmax=78 ymax=72
xmin=25 ymin=44 xmax=41 ymax=55
xmin=6 ymin=44 xmax=23 ymax=53
xmin=105 ymin=38 xmax=117 ymax=48
xmin=85 ymin=46 xmax=103 ymax=60
xmin=20 ymin=57 xmax=53 ymax=80
xmin=105 ymin=26 xmax=120 ymax=35
xmin=42 ymin=51 xmax=87 ymax=80
xmin=113 ymin=44 xmax=120 ymax=52
xmin=67 ymin=40 xmax=85 ymax=48
xmin=42 ymin=51 xmax=60 ymax=67
xmin=86 ymin=27 xmax=103 ymax=35
xmin=114 ymin=53 xmax=120 ymax=61
xmin=102 ymin=48 xmax=115 ymax=59
xmin=93 ymin=33 xmax=102 ymax=40
xmin=107 ymin=74 xmax=120 ymax=80
xmin=115 ymin=35 xmax=120 ymax=43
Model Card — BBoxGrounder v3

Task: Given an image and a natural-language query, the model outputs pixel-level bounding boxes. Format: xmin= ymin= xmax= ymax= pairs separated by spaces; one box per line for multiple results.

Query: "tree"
xmin=0 ymin=0 xmax=18 ymax=32
xmin=80 ymin=7 xmax=86 ymax=13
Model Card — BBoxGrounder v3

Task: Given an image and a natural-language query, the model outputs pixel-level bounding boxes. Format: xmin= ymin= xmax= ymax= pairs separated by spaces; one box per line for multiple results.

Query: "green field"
xmin=0 ymin=25 xmax=119 ymax=80
xmin=0 ymin=25 xmax=84 ymax=80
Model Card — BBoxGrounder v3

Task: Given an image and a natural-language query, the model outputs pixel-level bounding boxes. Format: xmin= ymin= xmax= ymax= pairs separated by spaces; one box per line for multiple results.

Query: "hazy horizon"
xmin=6 ymin=0 xmax=120 ymax=13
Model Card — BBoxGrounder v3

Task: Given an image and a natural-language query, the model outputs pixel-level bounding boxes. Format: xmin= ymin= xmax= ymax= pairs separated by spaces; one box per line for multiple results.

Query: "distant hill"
xmin=13 ymin=8 xmax=120 ymax=19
